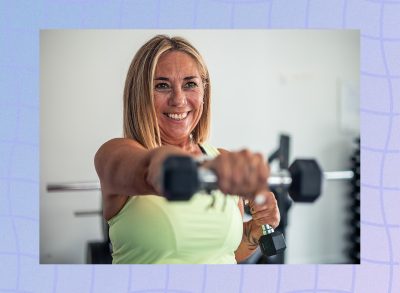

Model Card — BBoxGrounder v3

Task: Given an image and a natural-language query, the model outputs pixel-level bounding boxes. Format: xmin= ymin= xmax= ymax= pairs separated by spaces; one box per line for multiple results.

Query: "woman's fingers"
xmin=249 ymin=191 xmax=280 ymax=229
xmin=204 ymin=149 xmax=269 ymax=198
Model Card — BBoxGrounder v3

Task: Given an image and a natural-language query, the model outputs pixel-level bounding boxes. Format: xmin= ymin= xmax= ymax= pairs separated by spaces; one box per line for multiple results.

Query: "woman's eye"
xmin=184 ymin=81 xmax=198 ymax=88
xmin=155 ymin=83 xmax=170 ymax=90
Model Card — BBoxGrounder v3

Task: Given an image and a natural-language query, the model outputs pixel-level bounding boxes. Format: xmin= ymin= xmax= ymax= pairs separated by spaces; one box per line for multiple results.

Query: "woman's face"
xmin=153 ymin=51 xmax=204 ymax=145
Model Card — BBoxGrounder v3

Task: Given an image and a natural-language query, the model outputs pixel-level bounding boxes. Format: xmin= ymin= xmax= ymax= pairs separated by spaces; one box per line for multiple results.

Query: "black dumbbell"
xmin=259 ymin=225 xmax=286 ymax=257
xmin=162 ymin=156 xmax=326 ymax=203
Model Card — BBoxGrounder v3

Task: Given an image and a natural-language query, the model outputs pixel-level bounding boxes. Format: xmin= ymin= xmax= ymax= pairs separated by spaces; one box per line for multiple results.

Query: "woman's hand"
xmin=203 ymin=149 xmax=269 ymax=200
xmin=235 ymin=190 xmax=281 ymax=261
xmin=245 ymin=190 xmax=280 ymax=246
xmin=249 ymin=190 xmax=280 ymax=228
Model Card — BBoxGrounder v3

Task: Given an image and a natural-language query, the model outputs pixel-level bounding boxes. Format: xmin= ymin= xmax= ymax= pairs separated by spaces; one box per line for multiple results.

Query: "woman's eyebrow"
xmin=183 ymin=76 xmax=199 ymax=80
xmin=154 ymin=76 xmax=200 ymax=81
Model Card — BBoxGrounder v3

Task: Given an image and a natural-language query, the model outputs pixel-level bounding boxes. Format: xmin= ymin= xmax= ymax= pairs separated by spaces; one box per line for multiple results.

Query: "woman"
xmin=94 ymin=35 xmax=280 ymax=264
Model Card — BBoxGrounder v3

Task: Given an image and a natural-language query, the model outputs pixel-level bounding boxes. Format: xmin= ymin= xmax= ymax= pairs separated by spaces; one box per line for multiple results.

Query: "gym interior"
xmin=40 ymin=30 xmax=359 ymax=264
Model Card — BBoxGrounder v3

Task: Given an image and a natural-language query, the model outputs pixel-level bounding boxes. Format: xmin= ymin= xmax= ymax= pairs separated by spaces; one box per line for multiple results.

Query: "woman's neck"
xmin=162 ymin=137 xmax=202 ymax=156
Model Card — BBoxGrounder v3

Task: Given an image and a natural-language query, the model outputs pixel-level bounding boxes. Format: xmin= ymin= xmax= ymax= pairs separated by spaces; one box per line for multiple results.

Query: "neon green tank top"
xmin=108 ymin=144 xmax=243 ymax=264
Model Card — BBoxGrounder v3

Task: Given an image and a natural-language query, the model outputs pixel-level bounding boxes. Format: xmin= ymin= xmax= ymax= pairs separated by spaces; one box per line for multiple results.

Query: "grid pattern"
xmin=0 ymin=0 xmax=399 ymax=292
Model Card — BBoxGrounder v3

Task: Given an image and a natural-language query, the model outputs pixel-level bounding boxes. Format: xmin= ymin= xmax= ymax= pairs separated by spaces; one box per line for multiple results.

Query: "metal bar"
xmin=268 ymin=170 xmax=292 ymax=186
xmin=74 ymin=210 xmax=102 ymax=216
xmin=47 ymin=182 xmax=100 ymax=192
xmin=324 ymin=171 xmax=354 ymax=181
xmin=199 ymin=168 xmax=293 ymax=189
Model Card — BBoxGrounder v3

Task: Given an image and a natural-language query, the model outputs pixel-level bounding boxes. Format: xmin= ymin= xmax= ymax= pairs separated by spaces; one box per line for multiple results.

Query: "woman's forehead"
xmin=155 ymin=51 xmax=201 ymax=77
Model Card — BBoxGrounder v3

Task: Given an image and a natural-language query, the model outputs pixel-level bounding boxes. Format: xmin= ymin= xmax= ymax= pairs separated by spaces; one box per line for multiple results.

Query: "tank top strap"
xmin=199 ymin=143 xmax=220 ymax=158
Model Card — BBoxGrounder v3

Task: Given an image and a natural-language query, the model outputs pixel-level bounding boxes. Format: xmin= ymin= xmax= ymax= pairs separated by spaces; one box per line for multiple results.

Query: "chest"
xmin=109 ymin=192 xmax=243 ymax=263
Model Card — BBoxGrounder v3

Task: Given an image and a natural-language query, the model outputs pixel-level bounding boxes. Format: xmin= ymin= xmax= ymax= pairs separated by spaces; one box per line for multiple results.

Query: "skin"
xmin=95 ymin=50 xmax=280 ymax=263
xmin=153 ymin=51 xmax=205 ymax=154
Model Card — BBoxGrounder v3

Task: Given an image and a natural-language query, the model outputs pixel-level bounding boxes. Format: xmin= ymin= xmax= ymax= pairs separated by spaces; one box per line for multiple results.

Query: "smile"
xmin=165 ymin=112 xmax=189 ymax=121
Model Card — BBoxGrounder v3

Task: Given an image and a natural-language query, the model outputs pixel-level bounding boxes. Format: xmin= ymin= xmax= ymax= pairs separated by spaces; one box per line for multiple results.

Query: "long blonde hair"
xmin=123 ymin=35 xmax=211 ymax=149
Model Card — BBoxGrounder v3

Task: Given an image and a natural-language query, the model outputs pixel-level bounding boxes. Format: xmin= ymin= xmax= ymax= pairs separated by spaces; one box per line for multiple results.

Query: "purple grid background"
xmin=0 ymin=0 xmax=399 ymax=292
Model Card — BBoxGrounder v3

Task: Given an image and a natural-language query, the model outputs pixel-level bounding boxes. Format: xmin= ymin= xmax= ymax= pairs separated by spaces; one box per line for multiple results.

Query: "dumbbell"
xmin=162 ymin=156 xmax=354 ymax=203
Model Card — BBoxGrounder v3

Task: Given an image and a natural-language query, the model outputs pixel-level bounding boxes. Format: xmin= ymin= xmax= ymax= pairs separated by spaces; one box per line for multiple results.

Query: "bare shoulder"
xmin=94 ymin=138 xmax=145 ymax=172
xmin=96 ymin=137 xmax=145 ymax=155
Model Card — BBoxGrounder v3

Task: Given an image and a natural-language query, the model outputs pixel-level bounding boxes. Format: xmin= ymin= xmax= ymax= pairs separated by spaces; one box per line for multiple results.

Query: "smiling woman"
xmin=122 ymin=35 xmax=211 ymax=151
xmin=94 ymin=35 xmax=280 ymax=264
xmin=154 ymin=51 xmax=205 ymax=152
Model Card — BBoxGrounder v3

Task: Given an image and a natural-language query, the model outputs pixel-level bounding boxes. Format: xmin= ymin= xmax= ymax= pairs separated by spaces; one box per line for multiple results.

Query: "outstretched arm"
xmin=94 ymin=138 xmax=188 ymax=220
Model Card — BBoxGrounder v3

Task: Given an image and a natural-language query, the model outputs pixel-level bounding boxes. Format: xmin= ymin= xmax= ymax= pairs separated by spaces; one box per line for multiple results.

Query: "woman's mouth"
xmin=165 ymin=112 xmax=189 ymax=121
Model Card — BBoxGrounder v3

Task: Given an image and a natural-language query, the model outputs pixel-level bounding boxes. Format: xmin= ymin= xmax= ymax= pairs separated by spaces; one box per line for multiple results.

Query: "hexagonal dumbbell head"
xmin=162 ymin=156 xmax=200 ymax=201
xmin=259 ymin=231 xmax=286 ymax=257
xmin=288 ymin=159 xmax=322 ymax=202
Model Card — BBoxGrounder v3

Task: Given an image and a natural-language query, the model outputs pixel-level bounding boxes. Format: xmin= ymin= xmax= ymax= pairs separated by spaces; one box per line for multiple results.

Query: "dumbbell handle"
xmin=199 ymin=168 xmax=293 ymax=191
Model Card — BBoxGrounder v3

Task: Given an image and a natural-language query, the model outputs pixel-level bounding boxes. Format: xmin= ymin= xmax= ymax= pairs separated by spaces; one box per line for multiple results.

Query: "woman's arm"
xmin=94 ymin=138 xmax=188 ymax=220
xmin=234 ymin=192 xmax=280 ymax=263
xmin=234 ymin=198 xmax=259 ymax=262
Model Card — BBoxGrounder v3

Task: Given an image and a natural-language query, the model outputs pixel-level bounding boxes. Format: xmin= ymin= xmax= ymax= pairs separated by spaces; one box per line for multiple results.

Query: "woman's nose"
xmin=169 ymin=87 xmax=187 ymax=106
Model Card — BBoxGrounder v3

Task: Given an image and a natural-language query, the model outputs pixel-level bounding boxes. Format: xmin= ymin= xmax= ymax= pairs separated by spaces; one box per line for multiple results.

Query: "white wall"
xmin=40 ymin=30 xmax=359 ymax=264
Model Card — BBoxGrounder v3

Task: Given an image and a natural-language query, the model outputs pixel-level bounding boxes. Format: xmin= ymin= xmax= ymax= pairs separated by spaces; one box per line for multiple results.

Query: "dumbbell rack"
xmin=347 ymin=138 xmax=360 ymax=263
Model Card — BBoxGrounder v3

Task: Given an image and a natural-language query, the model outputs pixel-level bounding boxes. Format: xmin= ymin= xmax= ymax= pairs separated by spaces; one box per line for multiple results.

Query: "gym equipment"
xmin=259 ymin=225 xmax=286 ymax=256
xmin=263 ymin=134 xmax=292 ymax=264
xmin=347 ymin=138 xmax=360 ymax=263
xmin=86 ymin=241 xmax=112 ymax=264
xmin=47 ymin=182 xmax=100 ymax=192
xmin=162 ymin=156 xmax=354 ymax=203
xmin=46 ymin=183 xmax=112 ymax=264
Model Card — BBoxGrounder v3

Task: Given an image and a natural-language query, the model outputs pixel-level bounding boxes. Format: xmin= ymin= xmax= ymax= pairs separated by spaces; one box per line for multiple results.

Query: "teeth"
xmin=167 ymin=112 xmax=188 ymax=120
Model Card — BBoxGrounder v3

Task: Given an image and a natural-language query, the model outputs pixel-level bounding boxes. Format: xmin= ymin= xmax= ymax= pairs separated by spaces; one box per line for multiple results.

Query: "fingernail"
xmin=255 ymin=194 xmax=266 ymax=205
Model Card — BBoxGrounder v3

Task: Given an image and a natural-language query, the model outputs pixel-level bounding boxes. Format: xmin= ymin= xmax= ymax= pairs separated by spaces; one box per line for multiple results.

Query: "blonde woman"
xmin=95 ymin=35 xmax=280 ymax=264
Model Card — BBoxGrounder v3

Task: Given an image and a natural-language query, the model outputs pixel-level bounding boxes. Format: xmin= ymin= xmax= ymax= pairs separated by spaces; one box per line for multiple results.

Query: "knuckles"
xmin=251 ymin=192 xmax=280 ymax=229
xmin=212 ymin=150 xmax=269 ymax=197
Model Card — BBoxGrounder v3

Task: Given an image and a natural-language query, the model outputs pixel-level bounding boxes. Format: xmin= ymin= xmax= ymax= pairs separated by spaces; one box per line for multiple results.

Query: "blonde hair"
xmin=123 ymin=35 xmax=211 ymax=149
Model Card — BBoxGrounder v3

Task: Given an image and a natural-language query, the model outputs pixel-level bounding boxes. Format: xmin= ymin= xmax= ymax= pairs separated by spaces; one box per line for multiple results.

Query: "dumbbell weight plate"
xmin=259 ymin=231 xmax=286 ymax=256
xmin=162 ymin=156 xmax=200 ymax=201
xmin=288 ymin=159 xmax=322 ymax=202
